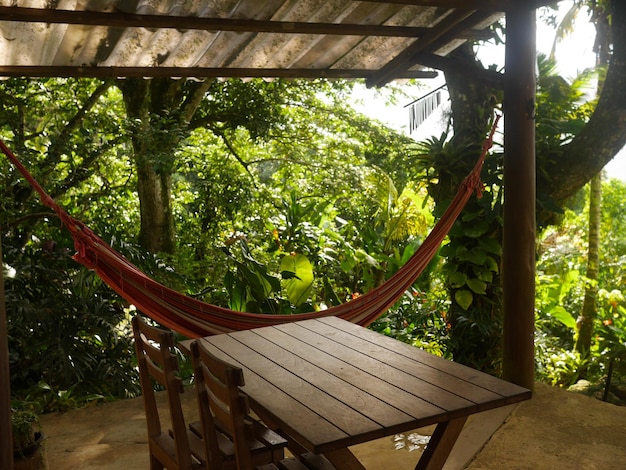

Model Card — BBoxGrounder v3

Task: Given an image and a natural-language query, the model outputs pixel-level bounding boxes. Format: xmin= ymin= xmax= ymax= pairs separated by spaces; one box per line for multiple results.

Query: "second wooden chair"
xmin=190 ymin=339 xmax=289 ymax=469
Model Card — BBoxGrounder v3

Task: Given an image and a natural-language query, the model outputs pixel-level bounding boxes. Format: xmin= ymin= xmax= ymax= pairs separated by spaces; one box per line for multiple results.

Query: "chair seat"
xmin=256 ymin=452 xmax=336 ymax=470
xmin=155 ymin=430 xmax=206 ymax=469
xmin=189 ymin=418 xmax=288 ymax=463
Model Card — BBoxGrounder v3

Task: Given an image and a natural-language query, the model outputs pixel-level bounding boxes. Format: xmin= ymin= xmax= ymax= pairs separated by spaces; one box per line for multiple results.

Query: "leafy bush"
xmin=371 ymin=286 xmax=451 ymax=358
xmin=4 ymin=241 xmax=140 ymax=410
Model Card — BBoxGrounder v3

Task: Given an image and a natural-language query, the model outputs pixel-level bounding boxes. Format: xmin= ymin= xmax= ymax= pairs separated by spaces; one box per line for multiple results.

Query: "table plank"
xmin=236 ymin=329 xmax=414 ymax=429
xmin=313 ymin=317 xmax=531 ymax=407
xmin=253 ymin=326 xmax=450 ymax=424
xmin=273 ymin=321 xmax=485 ymax=414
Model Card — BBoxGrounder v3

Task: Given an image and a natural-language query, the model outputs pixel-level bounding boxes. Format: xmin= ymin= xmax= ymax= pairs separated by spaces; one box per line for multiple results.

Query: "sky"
xmin=349 ymin=4 xmax=626 ymax=182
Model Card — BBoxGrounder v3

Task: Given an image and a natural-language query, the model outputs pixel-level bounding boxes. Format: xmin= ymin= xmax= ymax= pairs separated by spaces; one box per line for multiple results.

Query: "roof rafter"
xmin=0 ymin=6 xmax=492 ymax=40
xmin=0 ymin=66 xmax=439 ymax=80
xmin=0 ymin=1 xmax=523 ymax=83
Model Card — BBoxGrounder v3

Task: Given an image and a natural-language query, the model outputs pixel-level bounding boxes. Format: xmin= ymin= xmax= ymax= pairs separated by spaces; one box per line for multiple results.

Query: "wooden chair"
xmin=132 ymin=315 xmax=205 ymax=470
xmin=190 ymin=339 xmax=289 ymax=469
xmin=256 ymin=452 xmax=336 ymax=470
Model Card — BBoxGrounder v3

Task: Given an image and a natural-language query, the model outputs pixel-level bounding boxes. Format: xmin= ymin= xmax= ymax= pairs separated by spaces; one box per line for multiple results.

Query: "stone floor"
xmin=38 ymin=382 xmax=626 ymax=469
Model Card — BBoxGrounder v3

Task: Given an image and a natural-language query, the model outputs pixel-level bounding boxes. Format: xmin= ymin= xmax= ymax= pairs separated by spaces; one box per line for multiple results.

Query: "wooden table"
xmin=182 ymin=316 xmax=531 ymax=470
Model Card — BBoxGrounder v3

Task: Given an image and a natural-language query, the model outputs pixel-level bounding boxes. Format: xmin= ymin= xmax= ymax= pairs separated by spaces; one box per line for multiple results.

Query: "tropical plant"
xmin=11 ymin=408 xmax=40 ymax=455
xmin=371 ymin=286 xmax=451 ymax=358
xmin=409 ymin=125 xmax=504 ymax=374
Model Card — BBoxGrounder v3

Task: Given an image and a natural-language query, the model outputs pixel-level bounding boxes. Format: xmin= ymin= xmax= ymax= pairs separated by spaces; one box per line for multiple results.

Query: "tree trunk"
xmin=575 ymin=173 xmax=601 ymax=368
xmin=440 ymin=43 xmax=503 ymax=374
xmin=574 ymin=3 xmax=610 ymax=375
xmin=118 ymin=77 xmax=211 ymax=254
xmin=118 ymin=78 xmax=175 ymax=253
xmin=136 ymin=164 xmax=176 ymax=254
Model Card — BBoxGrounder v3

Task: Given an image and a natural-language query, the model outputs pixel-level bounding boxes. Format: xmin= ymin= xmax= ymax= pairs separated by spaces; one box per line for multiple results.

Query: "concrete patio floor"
xmin=38 ymin=381 xmax=626 ymax=469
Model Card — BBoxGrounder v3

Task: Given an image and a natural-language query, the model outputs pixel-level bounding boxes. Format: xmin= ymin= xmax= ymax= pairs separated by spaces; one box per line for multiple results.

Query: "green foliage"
xmin=1 ymin=77 xmax=423 ymax=411
xmin=4 ymin=242 xmax=140 ymax=407
xmin=410 ymin=126 xmax=504 ymax=374
xmin=7 ymin=68 xmax=614 ymax=412
xmin=536 ymin=53 xmax=595 ymax=152
xmin=535 ymin=53 xmax=597 ymax=220
xmin=535 ymin=177 xmax=626 ymax=393
xmin=219 ymin=194 xmax=343 ymax=314
xmin=11 ymin=408 xmax=40 ymax=453
xmin=371 ymin=286 xmax=451 ymax=358
xmin=596 ymin=295 xmax=626 ymax=383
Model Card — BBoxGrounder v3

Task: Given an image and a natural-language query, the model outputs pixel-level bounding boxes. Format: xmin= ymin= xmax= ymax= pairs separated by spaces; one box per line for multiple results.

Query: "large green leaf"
xmin=280 ymin=254 xmax=314 ymax=307
xmin=225 ymin=271 xmax=246 ymax=311
xmin=455 ymin=290 xmax=473 ymax=310
xmin=466 ymin=278 xmax=487 ymax=294
xmin=449 ymin=271 xmax=467 ymax=288
xmin=549 ymin=306 xmax=577 ymax=329
xmin=462 ymin=220 xmax=490 ymax=237
xmin=457 ymin=247 xmax=487 ymax=265
xmin=479 ymin=237 xmax=502 ymax=255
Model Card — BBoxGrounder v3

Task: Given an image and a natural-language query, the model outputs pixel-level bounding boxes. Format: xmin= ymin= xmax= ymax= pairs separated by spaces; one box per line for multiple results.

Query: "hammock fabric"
xmin=1 ymin=116 xmax=499 ymax=338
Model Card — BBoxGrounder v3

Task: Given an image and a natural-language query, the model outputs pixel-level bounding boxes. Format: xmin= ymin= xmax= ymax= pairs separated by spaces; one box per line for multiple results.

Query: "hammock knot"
xmin=462 ymin=172 xmax=485 ymax=199
xmin=72 ymin=242 xmax=95 ymax=270
xmin=475 ymin=180 xmax=485 ymax=199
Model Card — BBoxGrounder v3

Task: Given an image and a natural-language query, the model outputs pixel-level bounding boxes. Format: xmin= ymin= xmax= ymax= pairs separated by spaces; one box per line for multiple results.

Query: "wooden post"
xmin=0 ymin=239 xmax=14 ymax=470
xmin=502 ymin=8 xmax=536 ymax=390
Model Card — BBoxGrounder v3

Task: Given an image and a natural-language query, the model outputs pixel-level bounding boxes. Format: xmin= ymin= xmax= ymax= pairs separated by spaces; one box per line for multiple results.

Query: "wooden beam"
xmin=0 ymin=6 xmax=485 ymax=39
xmin=367 ymin=9 xmax=495 ymax=87
xmin=0 ymin=240 xmax=13 ymax=470
xmin=0 ymin=66 xmax=438 ymax=80
xmin=502 ymin=8 xmax=536 ymax=390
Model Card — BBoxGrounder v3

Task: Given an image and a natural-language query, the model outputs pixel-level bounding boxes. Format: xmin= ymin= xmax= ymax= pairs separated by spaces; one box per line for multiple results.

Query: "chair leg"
xmin=150 ymin=454 xmax=164 ymax=470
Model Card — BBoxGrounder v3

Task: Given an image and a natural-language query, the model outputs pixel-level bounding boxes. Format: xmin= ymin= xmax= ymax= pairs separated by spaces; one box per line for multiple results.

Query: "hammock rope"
xmin=1 ymin=115 xmax=500 ymax=338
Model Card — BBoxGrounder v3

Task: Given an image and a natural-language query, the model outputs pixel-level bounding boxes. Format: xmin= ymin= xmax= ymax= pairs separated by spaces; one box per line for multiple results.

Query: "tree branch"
xmin=542 ymin=0 xmax=626 ymax=212
xmin=41 ymin=80 xmax=114 ymax=174
xmin=180 ymin=79 xmax=214 ymax=125
xmin=210 ymin=126 xmax=257 ymax=184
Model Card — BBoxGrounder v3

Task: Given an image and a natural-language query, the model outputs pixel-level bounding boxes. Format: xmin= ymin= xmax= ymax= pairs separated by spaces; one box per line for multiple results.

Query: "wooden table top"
xmin=188 ymin=316 xmax=531 ymax=455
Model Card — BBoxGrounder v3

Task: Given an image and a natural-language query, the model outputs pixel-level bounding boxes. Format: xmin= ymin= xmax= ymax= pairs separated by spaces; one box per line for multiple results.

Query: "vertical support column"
xmin=0 ymin=239 xmax=14 ymax=470
xmin=502 ymin=9 xmax=536 ymax=390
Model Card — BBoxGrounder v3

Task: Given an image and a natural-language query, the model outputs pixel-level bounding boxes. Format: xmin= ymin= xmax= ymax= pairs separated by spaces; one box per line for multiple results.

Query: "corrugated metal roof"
xmin=0 ymin=1 xmax=523 ymax=86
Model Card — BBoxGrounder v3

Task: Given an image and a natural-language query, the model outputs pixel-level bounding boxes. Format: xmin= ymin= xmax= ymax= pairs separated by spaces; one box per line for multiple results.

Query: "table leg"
xmin=415 ymin=416 xmax=468 ymax=470
xmin=324 ymin=447 xmax=366 ymax=470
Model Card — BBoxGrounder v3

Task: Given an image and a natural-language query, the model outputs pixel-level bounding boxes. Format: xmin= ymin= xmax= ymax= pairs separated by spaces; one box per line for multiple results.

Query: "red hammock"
xmin=1 ymin=116 xmax=499 ymax=338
